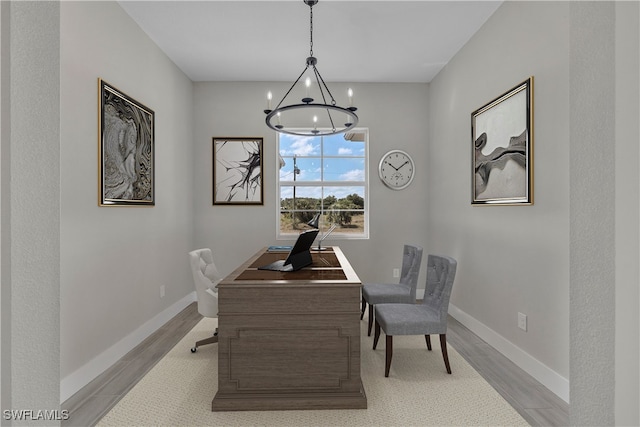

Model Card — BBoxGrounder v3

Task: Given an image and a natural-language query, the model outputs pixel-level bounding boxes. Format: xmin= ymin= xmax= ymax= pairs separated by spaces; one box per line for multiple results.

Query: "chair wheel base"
xmin=190 ymin=347 xmax=197 ymax=353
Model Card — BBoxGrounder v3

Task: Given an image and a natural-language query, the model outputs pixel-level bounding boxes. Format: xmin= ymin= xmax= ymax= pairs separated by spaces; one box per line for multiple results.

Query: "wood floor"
xmin=61 ymin=302 xmax=569 ymax=427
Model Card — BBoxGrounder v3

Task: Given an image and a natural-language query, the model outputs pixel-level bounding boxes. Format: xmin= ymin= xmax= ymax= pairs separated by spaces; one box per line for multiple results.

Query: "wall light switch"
xmin=393 ymin=268 xmax=400 ymax=278
xmin=160 ymin=285 xmax=166 ymax=298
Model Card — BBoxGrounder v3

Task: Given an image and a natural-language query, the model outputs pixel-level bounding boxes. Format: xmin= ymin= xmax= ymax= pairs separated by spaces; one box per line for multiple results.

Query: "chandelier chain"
xmin=309 ymin=4 xmax=314 ymax=57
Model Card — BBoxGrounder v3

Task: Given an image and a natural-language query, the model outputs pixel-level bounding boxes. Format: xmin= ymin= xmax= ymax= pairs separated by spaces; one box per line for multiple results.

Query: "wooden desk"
xmin=212 ymin=246 xmax=367 ymax=411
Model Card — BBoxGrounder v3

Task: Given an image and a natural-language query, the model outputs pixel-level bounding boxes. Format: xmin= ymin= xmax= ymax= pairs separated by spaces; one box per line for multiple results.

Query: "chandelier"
xmin=264 ymin=0 xmax=358 ymax=137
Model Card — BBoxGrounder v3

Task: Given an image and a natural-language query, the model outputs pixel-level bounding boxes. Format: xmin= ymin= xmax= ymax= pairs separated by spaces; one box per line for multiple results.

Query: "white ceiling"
xmin=118 ymin=0 xmax=502 ymax=83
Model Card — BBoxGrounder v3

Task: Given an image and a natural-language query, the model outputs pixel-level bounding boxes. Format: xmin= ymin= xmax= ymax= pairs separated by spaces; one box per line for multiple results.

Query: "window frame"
xmin=276 ymin=128 xmax=370 ymax=240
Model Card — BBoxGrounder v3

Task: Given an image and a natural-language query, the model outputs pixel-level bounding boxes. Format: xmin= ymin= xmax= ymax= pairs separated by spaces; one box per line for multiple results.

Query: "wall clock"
xmin=378 ymin=150 xmax=415 ymax=190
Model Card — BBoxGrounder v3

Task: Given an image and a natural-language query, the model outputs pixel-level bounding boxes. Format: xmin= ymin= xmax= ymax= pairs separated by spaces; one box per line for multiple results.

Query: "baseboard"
xmin=60 ymin=292 xmax=197 ymax=403
xmin=449 ymin=303 xmax=570 ymax=404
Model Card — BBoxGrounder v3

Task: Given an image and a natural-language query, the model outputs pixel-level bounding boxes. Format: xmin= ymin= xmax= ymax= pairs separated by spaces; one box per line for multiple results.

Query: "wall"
xmin=569 ymin=3 xmax=616 ymax=423
xmin=59 ymin=2 xmax=195 ymax=400
xmin=428 ymin=1 xmax=570 ymax=401
xmin=1 ymin=1 xmax=61 ymax=417
xmin=192 ymin=82 xmax=431 ymax=285
xmin=614 ymin=2 xmax=640 ymax=423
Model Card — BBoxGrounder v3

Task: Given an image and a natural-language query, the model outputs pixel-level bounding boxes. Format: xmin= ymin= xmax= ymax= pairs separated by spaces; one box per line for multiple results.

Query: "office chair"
xmin=373 ymin=254 xmax=457 ymax=377
xmin=188 ymin=248 xmax=221 ymax=352
xmin=361 ymin=244 xmax=423 ymax=336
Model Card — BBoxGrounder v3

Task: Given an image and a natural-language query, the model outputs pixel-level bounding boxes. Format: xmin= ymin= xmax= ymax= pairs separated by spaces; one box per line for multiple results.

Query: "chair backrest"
xmin=398 ymin=244 xmax=424 ymax=301
xmin=422 ymin=255 xmax=457 ymax=322
xmin=188 ymin=248 xmax=220 ymax=318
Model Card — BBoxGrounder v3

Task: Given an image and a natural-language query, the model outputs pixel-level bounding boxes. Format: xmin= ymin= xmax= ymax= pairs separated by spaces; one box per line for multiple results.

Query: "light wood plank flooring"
xmin=62 ymin=302 xmax=569 ymax=426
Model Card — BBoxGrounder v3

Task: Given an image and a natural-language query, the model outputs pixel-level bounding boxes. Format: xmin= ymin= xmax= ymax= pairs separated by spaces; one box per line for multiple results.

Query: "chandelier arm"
xmin=325 ymin=107 xmax=337 ymax=132
xmin=313 ymin=66 xmax=338 ymax=105
xmin=273 ymin=65 xmax=310 ymax=110
xmin=311 ymin=67 xmax=329 ymax=105
xmin=310 ymin=67 xmax=338 ymax=131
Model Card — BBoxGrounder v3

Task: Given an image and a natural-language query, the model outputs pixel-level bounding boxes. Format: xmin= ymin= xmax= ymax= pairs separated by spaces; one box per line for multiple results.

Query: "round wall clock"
xmin=378 ymin=150 xmax=415 ymax=190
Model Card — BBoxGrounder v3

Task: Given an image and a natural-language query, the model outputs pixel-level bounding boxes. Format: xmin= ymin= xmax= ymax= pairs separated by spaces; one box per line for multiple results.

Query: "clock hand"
xmin=397 ymin=160 xmax=409 ymax=169
xmin=385 ymin=161 xmax=399 ymax=171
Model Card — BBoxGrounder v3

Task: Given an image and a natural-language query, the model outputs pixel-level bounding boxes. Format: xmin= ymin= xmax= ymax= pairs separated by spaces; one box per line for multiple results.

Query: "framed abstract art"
xmin=212 ymin=137 xmax=263 ymax=205
xmin=471 ymin=77 xmax=533 ymax=205
xmin=98 ymin=79 xmax=155 ymax=206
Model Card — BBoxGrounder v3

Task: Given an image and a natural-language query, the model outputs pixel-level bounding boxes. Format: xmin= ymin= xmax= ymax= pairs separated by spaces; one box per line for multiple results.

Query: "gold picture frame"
xmin=471 ymin=77 xmax=534 ymax=205
xmin=98 ymin=79 xmax=155 ymax=206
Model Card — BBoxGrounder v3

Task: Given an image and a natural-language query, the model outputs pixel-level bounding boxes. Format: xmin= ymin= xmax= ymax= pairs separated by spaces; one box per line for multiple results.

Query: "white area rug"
xmin=98 ymin=317 xmax=529 ymax=426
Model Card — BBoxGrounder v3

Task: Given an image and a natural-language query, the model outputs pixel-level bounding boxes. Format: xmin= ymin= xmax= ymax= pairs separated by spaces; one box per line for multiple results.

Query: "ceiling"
xmin=118 ymin=1 xmax=502 ymax=83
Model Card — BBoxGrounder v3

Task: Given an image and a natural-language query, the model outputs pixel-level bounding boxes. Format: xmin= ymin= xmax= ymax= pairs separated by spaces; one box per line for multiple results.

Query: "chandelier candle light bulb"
xmin=303 ymin=77 xmax=313 ymax=103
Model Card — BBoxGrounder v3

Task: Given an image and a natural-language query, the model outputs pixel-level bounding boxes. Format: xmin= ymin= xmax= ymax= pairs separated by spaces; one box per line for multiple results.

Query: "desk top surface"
xmin=218 ymin=246 xmax=361 ymax=286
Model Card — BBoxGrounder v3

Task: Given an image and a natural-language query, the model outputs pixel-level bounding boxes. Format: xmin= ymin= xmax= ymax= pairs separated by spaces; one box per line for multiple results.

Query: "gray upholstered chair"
xmin=188 ymin=248 xmax=221 ymax=352
xmin=361 ymin=244 xmax=423 ymax=336
xmin=373 ymin=254 xmax=457 ymax=377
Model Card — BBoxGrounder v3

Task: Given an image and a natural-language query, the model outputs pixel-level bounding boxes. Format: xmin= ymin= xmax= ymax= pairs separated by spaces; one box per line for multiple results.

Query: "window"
xmin=277 ymin=129 xmax=369 ymax=239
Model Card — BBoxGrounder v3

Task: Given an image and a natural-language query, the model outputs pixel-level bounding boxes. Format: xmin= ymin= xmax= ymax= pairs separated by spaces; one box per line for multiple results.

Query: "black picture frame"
xmin=212 ymin=137 xmax=263 ymax=205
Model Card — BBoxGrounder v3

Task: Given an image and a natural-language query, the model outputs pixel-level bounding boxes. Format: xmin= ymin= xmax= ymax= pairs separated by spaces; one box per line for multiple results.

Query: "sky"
xmin=278 ymin=133 xmax=366 ymax=201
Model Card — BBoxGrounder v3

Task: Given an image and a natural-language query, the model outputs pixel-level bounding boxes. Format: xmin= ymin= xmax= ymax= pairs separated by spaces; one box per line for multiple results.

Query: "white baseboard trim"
xmin=449 ymin=303 xmax=570 ymax=404
xmin=60 ymin=291 xmax=197 ymax=403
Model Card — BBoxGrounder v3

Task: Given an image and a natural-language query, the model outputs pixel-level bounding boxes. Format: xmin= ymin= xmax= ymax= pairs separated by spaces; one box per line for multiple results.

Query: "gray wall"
xmin=569 ymin=3 xmax=615 ymax=424
xmin=59 ymin=1 xmax=195 ymax=399
xmin=1 ymin=1 xmax=61 ymax=419
xmin=614 ymin=2 xmax=640 ymax=423
xmin=428 ymin=1 xmax=570 ymax=398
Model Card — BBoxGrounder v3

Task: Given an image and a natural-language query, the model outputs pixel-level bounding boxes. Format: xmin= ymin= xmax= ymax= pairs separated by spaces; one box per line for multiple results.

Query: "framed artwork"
xmin=471 ymin=77 xmax=533 ymax=205
xmin=98 ymin=79 xmax=155 ymax=206
xmin=213 ymin=137 xmax=263 ymax=205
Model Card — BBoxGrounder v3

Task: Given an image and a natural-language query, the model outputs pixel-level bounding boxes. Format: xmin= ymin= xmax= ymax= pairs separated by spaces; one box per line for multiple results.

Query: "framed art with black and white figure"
xmin=471 ymin=77 xmax=533 ymax=205
xmin=213 ymin=137 xmax=263 ymax=205
xmin=99 ymin=79 xmax=155 ymax=206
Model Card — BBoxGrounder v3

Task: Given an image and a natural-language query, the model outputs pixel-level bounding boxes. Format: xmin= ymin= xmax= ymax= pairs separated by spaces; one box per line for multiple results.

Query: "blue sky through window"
xmin=279 ymin=133 xmax=366 ymax=199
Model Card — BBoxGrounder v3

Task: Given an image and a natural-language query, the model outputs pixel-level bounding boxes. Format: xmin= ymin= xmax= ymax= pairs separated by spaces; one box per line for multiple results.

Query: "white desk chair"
xmin=188 ymin=248 xmax=221 ymax=352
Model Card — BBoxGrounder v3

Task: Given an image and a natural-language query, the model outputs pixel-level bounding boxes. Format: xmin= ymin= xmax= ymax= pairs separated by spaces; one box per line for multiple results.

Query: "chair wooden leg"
xmin=440 ymin=334 xmax=452 ymax=374
xmin=367 ymin=304 xmax=374 ymax=336
xmin=425 ymin=334 xmax=432 ymax=351
xmin=373 ymin=320 xmax=381 ymax=349
xmin=361 ymin=296 xmax=366 ymax=320
xmin=385 ymin=335 xmax=393 ymax=377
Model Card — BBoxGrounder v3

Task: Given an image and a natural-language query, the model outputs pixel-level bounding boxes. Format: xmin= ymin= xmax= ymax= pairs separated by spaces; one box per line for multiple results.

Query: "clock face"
xmin=378 ymin=150 xmax=415 ymax=190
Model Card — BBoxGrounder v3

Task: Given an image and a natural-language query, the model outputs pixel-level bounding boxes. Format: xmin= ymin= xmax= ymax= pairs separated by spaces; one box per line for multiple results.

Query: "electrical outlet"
xmin=393 ymin=268 xmax=400 ymax=278
xmin=518 ymin=312 xmax=527 ymax=331
xmin=160 ymin=285 xmax=166 ymax=298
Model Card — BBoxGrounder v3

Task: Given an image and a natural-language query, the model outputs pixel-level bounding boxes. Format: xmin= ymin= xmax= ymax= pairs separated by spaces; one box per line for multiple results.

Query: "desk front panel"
xmin=216 ymin=284 xmax=362 ymax=394
xmin=212 ymin=247 xmax=366 ymax=411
